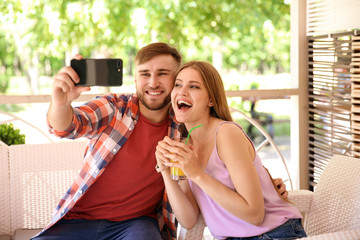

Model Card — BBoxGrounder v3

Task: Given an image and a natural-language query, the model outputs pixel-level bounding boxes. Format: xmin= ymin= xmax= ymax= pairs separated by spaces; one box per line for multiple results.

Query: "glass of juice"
xmin=170 ymin=137 xmax=187 ymax=180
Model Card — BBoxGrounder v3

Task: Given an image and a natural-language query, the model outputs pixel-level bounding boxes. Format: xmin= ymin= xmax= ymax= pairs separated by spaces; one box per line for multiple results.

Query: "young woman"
xmin=155 ymin=61 xmax=306 ymax=240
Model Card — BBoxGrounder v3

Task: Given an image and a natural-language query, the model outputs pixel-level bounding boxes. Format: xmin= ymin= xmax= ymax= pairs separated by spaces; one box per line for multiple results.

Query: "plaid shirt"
xmin=38 ymin=93 xmax=179 ymax=239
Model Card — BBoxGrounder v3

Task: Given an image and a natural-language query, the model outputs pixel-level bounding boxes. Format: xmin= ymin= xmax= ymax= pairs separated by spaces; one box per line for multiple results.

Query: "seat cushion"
xmin=13 ymin=229 xmax=42 ymax=240
xmin=0 ymin=234 xmax=11 ymax=240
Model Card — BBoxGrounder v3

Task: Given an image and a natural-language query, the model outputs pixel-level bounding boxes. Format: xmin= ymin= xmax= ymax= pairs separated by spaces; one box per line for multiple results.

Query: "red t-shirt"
xmin=65 ymin=113 xmax=168 ymax=221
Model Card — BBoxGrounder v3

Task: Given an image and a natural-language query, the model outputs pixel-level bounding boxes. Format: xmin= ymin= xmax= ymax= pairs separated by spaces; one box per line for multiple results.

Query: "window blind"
xmin=351 ymin=36 xmax=360 ymax=155
xmin=308 ymin=32 xmax=356 ymax=188
xmin=307 ymin=0 xmax=360 ymax=36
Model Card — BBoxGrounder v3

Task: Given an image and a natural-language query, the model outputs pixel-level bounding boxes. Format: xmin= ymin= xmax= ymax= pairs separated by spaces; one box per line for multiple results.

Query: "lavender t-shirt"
xmin=188 ymin=121 xmax=302 ymax=239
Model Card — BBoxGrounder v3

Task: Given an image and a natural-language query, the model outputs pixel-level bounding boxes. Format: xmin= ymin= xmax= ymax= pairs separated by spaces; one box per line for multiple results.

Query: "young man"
xmin=33 ymin=42 xmax=181 ymax=240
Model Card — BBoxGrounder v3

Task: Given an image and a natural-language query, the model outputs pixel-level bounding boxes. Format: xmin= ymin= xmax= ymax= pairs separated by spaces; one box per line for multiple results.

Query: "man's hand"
xmin=52 ymin=54 xmax=90 ymax=107
xmin=273 ymin=178 xmax=288 ymax=200
xmin=47 ymin=54 xmax=91 ymax=131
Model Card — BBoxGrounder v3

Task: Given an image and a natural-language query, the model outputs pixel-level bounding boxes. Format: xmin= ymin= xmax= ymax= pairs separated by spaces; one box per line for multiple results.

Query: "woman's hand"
xmin=156 ymin=136 xmax=202 ymax=180
xmin=155 ymin=137 xmax=171 ymax=173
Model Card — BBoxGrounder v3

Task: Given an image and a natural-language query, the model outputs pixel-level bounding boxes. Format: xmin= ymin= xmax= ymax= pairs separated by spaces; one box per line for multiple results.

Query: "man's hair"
xmin=135 ymin=42 xmax=182 ymax=66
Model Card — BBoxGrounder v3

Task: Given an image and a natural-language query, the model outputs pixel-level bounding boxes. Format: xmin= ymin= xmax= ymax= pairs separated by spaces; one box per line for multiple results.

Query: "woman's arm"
xmin=156 ymin=137 xmax=200 ymax=229
xmin=189 ymin=123 xmax=265 ymax=226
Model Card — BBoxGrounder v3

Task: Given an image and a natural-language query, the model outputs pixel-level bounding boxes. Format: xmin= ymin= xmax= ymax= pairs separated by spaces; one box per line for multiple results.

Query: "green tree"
xmin=0 ymin=0 xmax=290 ymax=94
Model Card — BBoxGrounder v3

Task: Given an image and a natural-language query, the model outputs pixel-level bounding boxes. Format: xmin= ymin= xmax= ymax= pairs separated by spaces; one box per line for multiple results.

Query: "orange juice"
xmin=170 ymin=160 xmax=186 ymax=180
xmin=170 ymin=136 xmax=187 ymax=180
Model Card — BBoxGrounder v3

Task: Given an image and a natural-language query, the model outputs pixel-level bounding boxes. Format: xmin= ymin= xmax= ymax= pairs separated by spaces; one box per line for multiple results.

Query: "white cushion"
xmin=13 ymin=229 xmax=42 ymax=240
xmin=0 ymin=234 xmax=11 ymax=240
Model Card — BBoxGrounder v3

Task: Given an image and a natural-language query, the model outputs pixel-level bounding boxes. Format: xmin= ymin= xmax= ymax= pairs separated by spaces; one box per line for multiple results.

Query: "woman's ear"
xmin=208 ymin=99 xmax=214 ymax=107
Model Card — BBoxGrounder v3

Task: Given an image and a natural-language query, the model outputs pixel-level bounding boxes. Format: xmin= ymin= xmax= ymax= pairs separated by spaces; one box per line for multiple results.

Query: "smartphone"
xmin=70 ymin=58 xmax=123 ymax=86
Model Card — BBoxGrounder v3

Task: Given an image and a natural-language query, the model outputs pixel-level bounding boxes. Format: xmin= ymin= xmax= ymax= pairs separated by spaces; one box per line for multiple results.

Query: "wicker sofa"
xmin=0 ymin=141 xmax=86 ymax=240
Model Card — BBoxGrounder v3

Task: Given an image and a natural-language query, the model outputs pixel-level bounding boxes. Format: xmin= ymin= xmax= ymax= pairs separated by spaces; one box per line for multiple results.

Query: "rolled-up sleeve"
xmin=47 ymin=94 xmax=118 ymax=140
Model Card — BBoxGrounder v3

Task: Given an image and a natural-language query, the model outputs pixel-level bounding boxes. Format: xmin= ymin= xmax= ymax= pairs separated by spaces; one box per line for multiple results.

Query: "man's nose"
xmin=149 ymin=75 xmax=160 ymax=88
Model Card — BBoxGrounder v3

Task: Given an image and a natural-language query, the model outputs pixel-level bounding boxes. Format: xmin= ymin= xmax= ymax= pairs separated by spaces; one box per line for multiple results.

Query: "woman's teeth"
xmin=177 ymin=100 xmax=192 ymax=109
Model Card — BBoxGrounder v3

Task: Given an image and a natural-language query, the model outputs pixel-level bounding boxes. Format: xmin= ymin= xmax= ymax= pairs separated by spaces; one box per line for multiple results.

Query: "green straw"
xmin=185 ymin=124 xmax=203 ymax=145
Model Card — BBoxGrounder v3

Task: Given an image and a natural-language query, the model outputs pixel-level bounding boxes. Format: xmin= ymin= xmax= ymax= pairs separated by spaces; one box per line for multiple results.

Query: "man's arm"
xmin=47 ymin=55 xmax=90 ymax=131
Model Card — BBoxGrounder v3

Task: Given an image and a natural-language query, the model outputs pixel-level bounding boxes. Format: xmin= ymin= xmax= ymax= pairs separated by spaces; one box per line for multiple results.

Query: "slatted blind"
xmin=307 ymin=0 xmax=360 ymax=36
xmin=306 ymin=0 xmax=360 ymax=189
xmin=351 ymin=36 xmax=360 ymax=155
xmin=308 ymin=32 xmax=355 ymax=188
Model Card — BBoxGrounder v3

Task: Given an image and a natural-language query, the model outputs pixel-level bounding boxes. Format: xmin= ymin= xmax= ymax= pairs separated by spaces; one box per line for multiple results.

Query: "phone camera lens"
xmin=117 ymin=60 xmax=121 ymax=68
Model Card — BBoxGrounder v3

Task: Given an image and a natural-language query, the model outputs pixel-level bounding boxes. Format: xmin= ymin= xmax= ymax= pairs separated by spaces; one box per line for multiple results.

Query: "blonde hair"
xmin=176 ymin=61 xmax=233 ymax=121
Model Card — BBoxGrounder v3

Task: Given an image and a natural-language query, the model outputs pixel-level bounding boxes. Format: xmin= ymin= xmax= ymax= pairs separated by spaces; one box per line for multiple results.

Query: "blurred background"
xmin=0 ymin=0 xmax=292 ymax=138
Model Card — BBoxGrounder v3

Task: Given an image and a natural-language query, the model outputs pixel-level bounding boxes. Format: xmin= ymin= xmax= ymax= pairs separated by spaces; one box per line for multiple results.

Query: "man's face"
xmin=135 ymin=55 xmax=179 ymax=111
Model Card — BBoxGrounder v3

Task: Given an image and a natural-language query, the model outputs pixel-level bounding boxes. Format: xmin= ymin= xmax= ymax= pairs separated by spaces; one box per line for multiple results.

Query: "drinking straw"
xmin=185 ymin=124 xmax=203 ymax=145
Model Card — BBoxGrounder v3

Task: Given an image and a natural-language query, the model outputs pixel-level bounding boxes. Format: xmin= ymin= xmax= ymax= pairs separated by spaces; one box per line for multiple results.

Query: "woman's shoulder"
xmin=216 ymin=121 xmax=247 ymax=142
xmin=217 ymin=121 xmax=242 ymax=133
xmin=216 ymin=121 xmax=255 ymax=160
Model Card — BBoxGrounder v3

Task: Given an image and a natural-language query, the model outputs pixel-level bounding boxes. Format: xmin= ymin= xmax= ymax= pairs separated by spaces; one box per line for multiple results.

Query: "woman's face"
xmin=171 ymin=67 xmax=212 ymax=123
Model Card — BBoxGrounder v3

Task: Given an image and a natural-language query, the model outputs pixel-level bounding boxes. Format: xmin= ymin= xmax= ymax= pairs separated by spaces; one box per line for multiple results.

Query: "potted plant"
xmin=0 ymin=123 xmax=25 ymax=146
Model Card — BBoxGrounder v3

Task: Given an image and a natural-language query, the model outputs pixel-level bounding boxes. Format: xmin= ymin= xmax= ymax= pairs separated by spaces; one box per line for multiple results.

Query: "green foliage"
xmin=234 ymin=117 xmax=290 ymax=138
xmin=0 ymin=73 xmax=10 ymax=93
xmin=0 ymin=104 xmax=25 ymax=112
xmin=0 ymin=30 xmax=17 ymax=93
xmin=0 ymin=0 xmax=290 ymax=85
xmin=0 ymin=123 xmax=26 ymax=145
xmin=274 ymin=120 xmax=290 ymax=136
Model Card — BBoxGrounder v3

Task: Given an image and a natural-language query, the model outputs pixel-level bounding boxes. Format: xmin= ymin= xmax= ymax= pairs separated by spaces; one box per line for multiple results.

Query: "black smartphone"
xmin=70 ymin=58 xmax=123 ymax=86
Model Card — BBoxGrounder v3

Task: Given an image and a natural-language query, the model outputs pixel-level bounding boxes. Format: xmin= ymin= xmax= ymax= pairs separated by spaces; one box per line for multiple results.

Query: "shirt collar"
xmin=128 ymin=94 xmax=140 ymax=121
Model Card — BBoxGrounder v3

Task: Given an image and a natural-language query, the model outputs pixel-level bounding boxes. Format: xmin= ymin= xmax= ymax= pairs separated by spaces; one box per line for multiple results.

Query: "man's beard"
xmin=137 ymin=90 xmax=171 ymax=111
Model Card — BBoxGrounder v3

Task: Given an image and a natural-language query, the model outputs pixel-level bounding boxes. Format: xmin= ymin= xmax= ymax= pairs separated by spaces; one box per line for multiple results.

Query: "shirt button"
xmin=79 ymin=190 xmax=83 ymax=194
xmin=129 ymin=127 xmax=133 ymax=131
xmin=112 ymin=148 xmax=117 ymax=153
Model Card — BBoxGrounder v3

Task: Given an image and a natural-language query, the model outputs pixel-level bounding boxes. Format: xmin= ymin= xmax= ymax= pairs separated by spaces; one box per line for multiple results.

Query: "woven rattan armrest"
xmin=178 ymin=213 xmax=207 ymax=240
xmin=288 ymin=189 xmax=313 ymax=213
